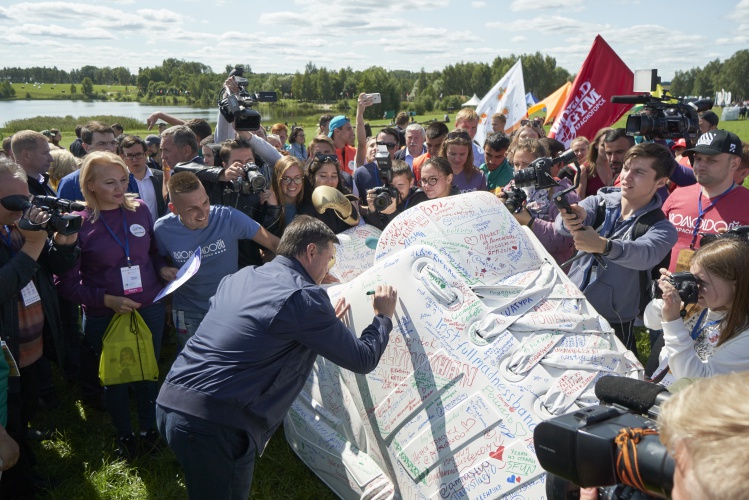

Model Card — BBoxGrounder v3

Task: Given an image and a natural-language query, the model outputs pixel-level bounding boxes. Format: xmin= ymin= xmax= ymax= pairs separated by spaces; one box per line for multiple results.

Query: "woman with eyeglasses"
xmin=288 ymin=127 xmax=308 ymax=162
xmin=419 ymin=157 xmax=460 ymax=200
xmin=299 ymin=154 xmax=360 ymax=234
xmin=271 ymin=156 xmax=305 ymax=229
xmin=56 ymin=151 xmax=166 ymax=460
xmin=438 ymin=129 xmax=487 ymax=193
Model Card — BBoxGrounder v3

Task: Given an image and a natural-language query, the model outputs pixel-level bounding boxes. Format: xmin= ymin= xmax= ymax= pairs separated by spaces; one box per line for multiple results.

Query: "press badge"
xmin=121 ymin=265 xmax=143 ymax=295
xmin=675 ymin=249 xmax=694 ymax=273
xmin=20 ymin=281 xmax=41 ymax=306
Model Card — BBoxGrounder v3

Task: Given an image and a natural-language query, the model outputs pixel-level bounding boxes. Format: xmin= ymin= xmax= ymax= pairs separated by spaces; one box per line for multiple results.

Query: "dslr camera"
xmin=371 ymin=144 xmax=399 ymax=212
xmin=501 ymin=185 xmax=527 ymax=213
xmin=225 ymin=162 xmax=268 ymax=195
xmin=513 ymin=149 xmax=578 ymax=191
xmin=1 ymin=194 xmax=83 ymax=236
xmin=218 ymin=66 xmax=278 ymax=131
xmin=649 ymin=272 xmax=699 ymax=305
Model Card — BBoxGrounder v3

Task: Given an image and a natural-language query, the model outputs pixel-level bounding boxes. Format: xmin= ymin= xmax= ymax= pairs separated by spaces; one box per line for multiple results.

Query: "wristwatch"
xmin=602 ymin=238 xmax=613 ymax=256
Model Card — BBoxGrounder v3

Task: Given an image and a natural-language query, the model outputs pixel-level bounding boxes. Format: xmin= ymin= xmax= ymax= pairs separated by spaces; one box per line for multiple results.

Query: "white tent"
xmin=461 ymin=93 xmax=481 ymax=106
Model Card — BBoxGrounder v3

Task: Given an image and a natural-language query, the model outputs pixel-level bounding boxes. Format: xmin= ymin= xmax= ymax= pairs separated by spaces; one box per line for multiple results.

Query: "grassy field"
xmin=11 ymin=83 xmax=137 ymax=100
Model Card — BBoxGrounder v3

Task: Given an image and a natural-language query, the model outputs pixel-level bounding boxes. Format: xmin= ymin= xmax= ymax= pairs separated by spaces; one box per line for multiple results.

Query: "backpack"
xmin=592 ymin=202 xmax=671 ymax=316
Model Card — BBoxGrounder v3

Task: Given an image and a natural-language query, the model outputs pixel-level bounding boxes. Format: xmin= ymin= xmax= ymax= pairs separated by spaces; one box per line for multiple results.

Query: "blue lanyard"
xmin=99 ymin=208 xmax=131 ymax=266
xmin=0 ymin=226 xmax=14 ymax=257
xmin=690 ymin=184 xmax=734 ymax=249
xmin=690 ymin=309 xmax=721 ymax=340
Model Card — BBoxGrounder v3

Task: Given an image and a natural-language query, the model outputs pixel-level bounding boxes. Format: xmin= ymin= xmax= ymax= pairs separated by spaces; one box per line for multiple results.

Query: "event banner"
xmin=549 ymin=35 xmax=633 ymax=147
xmin=475 ymin=59 xmax=527 ymax=146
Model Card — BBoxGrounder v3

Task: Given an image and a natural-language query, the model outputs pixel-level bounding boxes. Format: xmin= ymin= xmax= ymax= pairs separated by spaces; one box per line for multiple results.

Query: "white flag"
xmin=474 ymin=59 xmax=527 ymax=146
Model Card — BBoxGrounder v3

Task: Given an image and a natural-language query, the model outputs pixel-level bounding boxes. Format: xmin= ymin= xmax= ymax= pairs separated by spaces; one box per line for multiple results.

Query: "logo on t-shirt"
xmin=129 ymin=224 xmax=146 ymax=237
xmin=172 ymin=239 xmax=227 ymax=263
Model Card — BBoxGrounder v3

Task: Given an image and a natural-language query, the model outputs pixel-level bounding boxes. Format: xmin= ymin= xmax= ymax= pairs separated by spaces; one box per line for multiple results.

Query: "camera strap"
xmin=100 ymin=208 xmax=132 ymax=266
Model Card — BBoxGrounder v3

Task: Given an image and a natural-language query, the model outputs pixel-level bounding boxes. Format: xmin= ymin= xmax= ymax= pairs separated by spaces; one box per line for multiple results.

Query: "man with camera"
xmin=174 ymin=137 xmax=283 ymax=268
xmin=353 ymin=127 xmax=401 ymax=203
xmin=0 ymin=158 xmax=79 ymax=497
xmin=554 ymin=142 xmax=677 ymax=355
xmin=363 ymin=160 xmax=428 ymax=230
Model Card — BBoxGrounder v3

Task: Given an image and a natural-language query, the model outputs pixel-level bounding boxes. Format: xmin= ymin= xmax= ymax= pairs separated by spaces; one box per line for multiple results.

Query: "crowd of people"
xmin=0 ymin=85 xmax=748 ymax=498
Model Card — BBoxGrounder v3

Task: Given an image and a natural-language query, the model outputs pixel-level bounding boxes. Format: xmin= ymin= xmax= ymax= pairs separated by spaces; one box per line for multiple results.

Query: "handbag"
xmin=99 ymin=311 xmax=159 ymax=385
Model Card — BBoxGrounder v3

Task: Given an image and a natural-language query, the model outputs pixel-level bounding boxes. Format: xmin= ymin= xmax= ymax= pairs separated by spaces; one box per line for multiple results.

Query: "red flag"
xmin=549 ymin=35 xmax=633 ymax=147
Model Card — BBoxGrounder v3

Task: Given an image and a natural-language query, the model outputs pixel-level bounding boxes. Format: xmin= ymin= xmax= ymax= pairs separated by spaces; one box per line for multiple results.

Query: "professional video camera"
xmin=649 ymin=272 xmax=699 ymax=304
xmin=535 ymin=376 xmax=675 ymax=500
xmin=1 ymin=194 xmax=83 ymax=235
xmin=371 ymin=144 xmax=399 ymax=212
xmin=224 ymin=162 xmax=268 ymax=195
xmin=611 ymin=69 xmax=713 ymax=141
xmin=218 ymin=66 xmax=278 ymax=131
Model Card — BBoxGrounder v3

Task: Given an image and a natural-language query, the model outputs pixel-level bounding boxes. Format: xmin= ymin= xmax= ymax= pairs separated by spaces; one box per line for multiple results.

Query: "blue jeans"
xmin=172 ymin=308 xmax=206 ymax=352
xmin=84 ymin=302 xmax=165 ymax=437
xmin=156 ymin=406 xmax=256 ymax=500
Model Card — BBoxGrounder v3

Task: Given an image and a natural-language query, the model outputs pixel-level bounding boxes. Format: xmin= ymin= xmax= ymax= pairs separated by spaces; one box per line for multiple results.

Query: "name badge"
xmin=21 ymin=281 xmax=41 ymax=307
xmin=121 ymin=265 xmax=143 ymax=295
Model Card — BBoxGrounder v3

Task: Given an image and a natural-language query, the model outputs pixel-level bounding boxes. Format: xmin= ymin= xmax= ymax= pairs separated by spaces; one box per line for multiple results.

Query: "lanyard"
xmin=690 ymin=184 xmax=734 ymax=249
xmin=690 ymin=309 xmax=721 ymax=340
xmin=100 ymin=208 xmax=132 ymax=266
xmin=0 ymin=226 xmax=14 ymax=257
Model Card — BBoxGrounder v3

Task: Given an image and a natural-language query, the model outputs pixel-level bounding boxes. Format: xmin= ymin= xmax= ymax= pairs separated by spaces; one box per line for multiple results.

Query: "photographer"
xmin=645 ymin=238 xmax=749 ymax=379
xmin=0 ymin=158 xmax=79 ymax=497
xmin=363 ymin=160 xmax=427 ymax=230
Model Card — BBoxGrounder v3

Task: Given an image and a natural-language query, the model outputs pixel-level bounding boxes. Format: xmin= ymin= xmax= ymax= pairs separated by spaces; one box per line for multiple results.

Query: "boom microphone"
xmin=594 ymin=376 xmax=671 ymax=417
xmin=610 ymin=95 xmax=654 ymax=105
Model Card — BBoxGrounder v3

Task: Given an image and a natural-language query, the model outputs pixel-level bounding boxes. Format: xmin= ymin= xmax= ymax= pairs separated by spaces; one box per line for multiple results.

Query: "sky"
xmin=0 ymin=0 xmax=747 ymax=83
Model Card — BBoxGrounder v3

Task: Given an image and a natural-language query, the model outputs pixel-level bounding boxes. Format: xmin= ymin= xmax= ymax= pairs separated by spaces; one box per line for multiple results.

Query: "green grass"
xmin=31 ymin=334 xmax=337 ymax=500
xmin=11 ymin=83 xmax=137 ymax=100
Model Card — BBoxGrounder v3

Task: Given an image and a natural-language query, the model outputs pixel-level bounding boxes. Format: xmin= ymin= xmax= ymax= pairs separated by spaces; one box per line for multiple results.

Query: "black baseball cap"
xmin=683 ymin=130 xmax=742 ymax=157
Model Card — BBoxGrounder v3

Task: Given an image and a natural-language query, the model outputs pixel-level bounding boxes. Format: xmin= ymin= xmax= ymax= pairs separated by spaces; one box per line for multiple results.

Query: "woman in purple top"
xmin=57 ymin=151 xmax=166 ymax=460
xmin=438 ymin=129 xmax=487 ymax=193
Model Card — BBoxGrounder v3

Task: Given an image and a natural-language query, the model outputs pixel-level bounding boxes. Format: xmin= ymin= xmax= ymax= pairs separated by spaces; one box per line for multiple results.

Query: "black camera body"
xmin=218 ymin=67 xmax=277 ymax=131
xmin=613 ymin=95 xmax=713 ymax=141
xmin=700 ymin=225 xmax=749 ymax=246
xmin=225 ymin=162 xmax=268 ymax=195
xmin=649 ymin=271 xmax=699 ymax=305
xmin=513 ymin=149 xmax=578 ymax=191
xmin=0 ymin=194 xmax=83 ymax=236
xmin=502 ymin=185 xmax=527 ymax=213
xmin=535 ymin=404 xmax=674 ymax=499
xmin=372 ymin=146 xmax=399 ymax=212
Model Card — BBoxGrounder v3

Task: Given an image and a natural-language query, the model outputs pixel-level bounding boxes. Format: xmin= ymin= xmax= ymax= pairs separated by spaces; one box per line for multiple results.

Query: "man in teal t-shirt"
xmin=479 ymin=132 xmax=513 ymax=191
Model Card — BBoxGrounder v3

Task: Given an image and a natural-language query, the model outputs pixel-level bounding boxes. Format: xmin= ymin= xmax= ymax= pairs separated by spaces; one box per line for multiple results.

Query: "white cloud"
xmin=471 ymin=1 xmax=486 ymax=7
xmin=511 ymin=35 xmax=527 ymax=43
xmin=510 ymin=0 xmax=585 ymax=11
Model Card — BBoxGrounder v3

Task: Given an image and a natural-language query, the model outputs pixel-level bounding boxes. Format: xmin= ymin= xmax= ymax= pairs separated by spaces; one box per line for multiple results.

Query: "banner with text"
xmin=549 ymin=35 xmax=633 ymax=147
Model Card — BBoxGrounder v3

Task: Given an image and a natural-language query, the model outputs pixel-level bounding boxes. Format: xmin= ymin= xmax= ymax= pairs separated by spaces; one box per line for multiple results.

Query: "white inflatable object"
xmin=285 ymin=192 xmax=642 ymax=499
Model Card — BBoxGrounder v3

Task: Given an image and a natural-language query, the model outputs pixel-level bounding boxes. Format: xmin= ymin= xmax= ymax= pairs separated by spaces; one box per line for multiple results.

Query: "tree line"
xmin=668 ymin=50 xmax=749 ymax=101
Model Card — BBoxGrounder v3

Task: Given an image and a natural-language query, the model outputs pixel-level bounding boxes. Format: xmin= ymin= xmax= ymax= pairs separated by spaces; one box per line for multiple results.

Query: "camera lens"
xmin=513 ymin=167 xmax=536 ymax=187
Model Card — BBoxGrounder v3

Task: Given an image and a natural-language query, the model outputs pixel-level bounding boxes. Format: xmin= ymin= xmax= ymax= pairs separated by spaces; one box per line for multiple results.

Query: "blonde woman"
xmin=48 ymin=149 xmax=80 ymax=191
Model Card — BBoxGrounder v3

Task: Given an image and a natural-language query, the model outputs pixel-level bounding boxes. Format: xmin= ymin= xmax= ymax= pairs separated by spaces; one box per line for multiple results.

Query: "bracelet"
xmin=602 ymin=238 xmax=613 ymax=255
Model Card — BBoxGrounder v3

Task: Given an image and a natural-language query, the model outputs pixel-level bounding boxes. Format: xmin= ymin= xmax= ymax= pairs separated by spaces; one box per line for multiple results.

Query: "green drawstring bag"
xmin=99 ymin=311 xmax=158 ymax=386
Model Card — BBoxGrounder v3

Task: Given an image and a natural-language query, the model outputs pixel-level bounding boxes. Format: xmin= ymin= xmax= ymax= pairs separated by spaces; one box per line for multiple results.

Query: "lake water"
xmin=0 ymin=100 xmax=322 ymax=127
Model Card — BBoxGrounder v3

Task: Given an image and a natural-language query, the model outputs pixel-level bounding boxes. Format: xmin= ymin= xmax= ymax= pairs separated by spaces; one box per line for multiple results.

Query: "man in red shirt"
xmin=329 ymin=115 xmax=356 ymax=176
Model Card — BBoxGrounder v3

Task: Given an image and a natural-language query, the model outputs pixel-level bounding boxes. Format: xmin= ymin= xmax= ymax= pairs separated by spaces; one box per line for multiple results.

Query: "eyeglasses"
xmin=446 ymin=131 xmax=471 ymax=141
xmin=280 ymin=176 xmax=303 ymax=186
xmin=376 ymin=141 xmax=398 ymax=151
xmin=314 ymin=153 xmax=339 ymax=163
xmin=123 ymin=152 xmax=145 ymax=160
xmin=95 ymin=140 xmax=118 ymax=148
xmin=419 ymin=176 xmax=445 ymax=186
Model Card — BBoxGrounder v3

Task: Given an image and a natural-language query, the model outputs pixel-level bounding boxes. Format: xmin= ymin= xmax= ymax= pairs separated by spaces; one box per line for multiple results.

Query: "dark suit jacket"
xmin=394 ymin=148 xmax=407 ymax=161
xmin=148 ymin=168 xmax=167 ymax=218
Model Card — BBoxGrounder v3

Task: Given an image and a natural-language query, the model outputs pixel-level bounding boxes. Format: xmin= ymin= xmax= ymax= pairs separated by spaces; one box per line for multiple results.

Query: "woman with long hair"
xmin=438 ymin=129 xmax=486 ymax=193
xmin=57 ymin=151 xmax=166 ymax=460
xmin=576 ymin=127 xmax=614 ymax=199
xmin=299 ymin=154 xmax=359 ymax=234
xmin=271 ymin=155 xmax=305 ymax=229
xmin=647 ymin=238 xmax=749 ymax=378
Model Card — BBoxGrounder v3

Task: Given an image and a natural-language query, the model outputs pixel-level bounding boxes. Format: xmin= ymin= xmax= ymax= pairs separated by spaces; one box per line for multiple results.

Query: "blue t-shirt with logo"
xmin=155 ymin=205 xmax=259 ymax=313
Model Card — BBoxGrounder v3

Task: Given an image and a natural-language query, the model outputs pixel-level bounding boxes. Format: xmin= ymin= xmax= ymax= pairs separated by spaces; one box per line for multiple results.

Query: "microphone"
xmin=594 ymin=376 xmax=671 ymax=417
xmin=364 ymin=236 xmax=379 ymax=249
xmin=1 ymin=195 xmax=32 ymax=211
xmin=610 ymin=95 xmax=653 ymax=105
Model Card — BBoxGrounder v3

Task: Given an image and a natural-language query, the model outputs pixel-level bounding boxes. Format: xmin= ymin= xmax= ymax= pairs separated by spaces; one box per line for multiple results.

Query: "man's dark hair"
xmin=184 ymin=119 xmax=212 ymax=142
xmin=199 ymin=135 xmax=215 ymax=147
xmin=162 ymin=125 xmax=198 ymax=156
xmin=111 ymin=123 xmax=124 ymax=135
xmin=74 ymin=125 xmax=83 ymax=138
xmin=485 ymin=132 xmax=510 ymax=151
xmin=539 ymin=137 xmax=565 ymax=158
xmin=425 ymin=122 xmax=449 ymax=140
xmin=2 ymin=136 xmax=12 ymax=156
xmin=117 ymin=135 xmax=147 ymax=154
xmin=378 ymin=127 xmax=400 ymax=143
xmin=392 ymin=160 xmax=413 ymax=181
xmin=623 ymin=142 xmax=675 ymax=180
xmin=276 ymin=215 xmax=339 ymax=259
xmin=603 ymin=128 xmax=635 ymax=147
xmin=81 ymin=121 xmax=115 ymax=145
xmin=395 ymin=112 xmax=409 ymax=127
xmin=319 ymin=114 xmax=333 ymax=131
xmin=219 ymin=137 xmax=252 ymax=166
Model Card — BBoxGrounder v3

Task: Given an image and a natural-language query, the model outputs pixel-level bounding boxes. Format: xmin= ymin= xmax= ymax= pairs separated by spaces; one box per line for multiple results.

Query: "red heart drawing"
xmin=516 ymin=476 xmax=521 ymax=482
xmin=511 ymin=245 xmax=518 ymax=250
xmin=489 ymin=445 xmax=505 ymax=461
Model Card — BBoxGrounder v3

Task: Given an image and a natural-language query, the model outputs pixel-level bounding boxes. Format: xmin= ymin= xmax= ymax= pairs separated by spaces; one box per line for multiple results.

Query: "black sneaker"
xmin=116 ymin=433 xmax=138 ymax=461
xmin=139 ymin=429 xmax=163 ymax=456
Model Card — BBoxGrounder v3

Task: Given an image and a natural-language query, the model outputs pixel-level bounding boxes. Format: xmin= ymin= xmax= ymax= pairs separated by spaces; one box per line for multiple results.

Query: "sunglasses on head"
xmin=314 ymin=153 xmax=339 ymax=163
xmin=376 ymin=141 xmax=398 ymax=151
xmin=446 ymin=131 xmax=471 ymax=141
